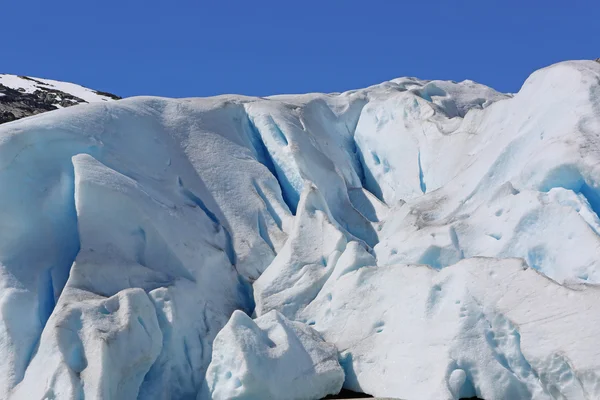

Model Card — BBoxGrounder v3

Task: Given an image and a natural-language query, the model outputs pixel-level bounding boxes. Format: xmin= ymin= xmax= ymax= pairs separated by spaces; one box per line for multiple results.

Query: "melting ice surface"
xmin=1 ymin=61 xmax=600 ymax=399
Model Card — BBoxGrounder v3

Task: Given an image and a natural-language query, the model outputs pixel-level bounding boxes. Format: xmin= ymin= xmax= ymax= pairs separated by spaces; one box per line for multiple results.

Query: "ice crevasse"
xmin=0 ymin=61 xmax=599 ymax=400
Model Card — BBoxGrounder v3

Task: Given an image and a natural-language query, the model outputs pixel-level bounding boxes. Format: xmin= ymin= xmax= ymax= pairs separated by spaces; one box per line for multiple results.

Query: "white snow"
xmin=0 ymin=73 xmax=116 ymax=103
xmin=0 ymin=60 xmax=598 ymax=399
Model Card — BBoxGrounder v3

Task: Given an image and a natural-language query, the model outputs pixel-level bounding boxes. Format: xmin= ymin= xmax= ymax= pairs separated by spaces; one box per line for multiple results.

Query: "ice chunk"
xmin=203 ymin=310 xmax=344 ymax=400
xmin=11 ymin=288 xmax=162 ymax=399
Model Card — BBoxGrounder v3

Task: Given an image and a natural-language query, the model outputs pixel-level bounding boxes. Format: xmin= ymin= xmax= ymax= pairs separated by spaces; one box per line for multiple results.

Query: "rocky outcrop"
xmin=0 ymin=76 xmax=120 ymax=124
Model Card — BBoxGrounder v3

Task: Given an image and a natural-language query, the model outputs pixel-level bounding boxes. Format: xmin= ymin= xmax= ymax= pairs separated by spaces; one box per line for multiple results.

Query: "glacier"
xmin=0 ymin=60 xmax=598 ymax=399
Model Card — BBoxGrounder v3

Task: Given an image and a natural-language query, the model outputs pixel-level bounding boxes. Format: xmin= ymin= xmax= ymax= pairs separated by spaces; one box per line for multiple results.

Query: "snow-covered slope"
xmin=1 ymin=61 xmax=600 ymax=400
xmin=0 ymin=74 xmax=119 ymax=123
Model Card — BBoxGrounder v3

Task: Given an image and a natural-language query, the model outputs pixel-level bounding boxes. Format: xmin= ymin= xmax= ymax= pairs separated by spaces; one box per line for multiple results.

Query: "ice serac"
xmin=0 ymin=60 xmax=598 ymax=399
xmin=203 ymin=310 xmax=344 ymax=400
xmin=253 ymin=183 xmax=366 ymax=320
xmin=12 ymin=288 xmax=162 ymax=399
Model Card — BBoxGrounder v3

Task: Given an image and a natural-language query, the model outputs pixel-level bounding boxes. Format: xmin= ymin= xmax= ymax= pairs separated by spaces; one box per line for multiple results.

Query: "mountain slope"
xmin=0 ymin=61 xmax=599 ymax=400
xmin=0 ymin=74 xmax=120 ymax=124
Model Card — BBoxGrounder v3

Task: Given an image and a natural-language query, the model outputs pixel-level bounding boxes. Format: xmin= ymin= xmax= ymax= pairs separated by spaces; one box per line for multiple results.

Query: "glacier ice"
xmin=300 ymin=257 xmax=600 ymax=399
xmin=203 ymin=310 xmax=343 ymax=400
xmin=0 ymin=60 xmax=598 ymax=399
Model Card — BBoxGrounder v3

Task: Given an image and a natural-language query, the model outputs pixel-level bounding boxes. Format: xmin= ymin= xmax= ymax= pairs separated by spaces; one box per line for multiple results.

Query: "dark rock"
xmin=93 ymin=89 xmax=121 ymax=100
xmin=0 ymin=83 xmax=58 ymax=124
xmin=0 ymin=111 xmax=17 ymax=124
xmin=323 ymin=389 xmax=374 ymax=399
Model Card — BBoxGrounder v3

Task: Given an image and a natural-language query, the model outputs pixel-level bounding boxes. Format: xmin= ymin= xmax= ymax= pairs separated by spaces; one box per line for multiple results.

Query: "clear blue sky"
xmin=2 ymin=1 xmax=598 ymax=98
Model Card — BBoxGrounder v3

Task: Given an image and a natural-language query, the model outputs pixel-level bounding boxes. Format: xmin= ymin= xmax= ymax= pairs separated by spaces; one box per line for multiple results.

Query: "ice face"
xmin=0 ymin=61 xmax=599 ymax=399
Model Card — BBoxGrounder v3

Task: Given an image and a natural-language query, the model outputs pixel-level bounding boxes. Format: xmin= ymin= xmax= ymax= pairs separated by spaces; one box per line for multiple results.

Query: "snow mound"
xmin=0 ymin=60 xmax=599 ymax=399
xmin=204 ymin=310 xmax=344 ymax=400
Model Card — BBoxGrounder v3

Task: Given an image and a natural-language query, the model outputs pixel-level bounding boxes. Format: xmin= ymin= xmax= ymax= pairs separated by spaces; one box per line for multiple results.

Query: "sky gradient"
xmin=2 ymin=1 xmax=598 ymax=98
